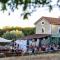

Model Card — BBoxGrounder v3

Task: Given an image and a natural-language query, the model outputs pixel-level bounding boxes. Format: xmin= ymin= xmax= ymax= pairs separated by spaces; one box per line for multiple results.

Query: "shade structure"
xmin=0 ymin=37 xmax=12 ymax=43
xmin=52 ymin=34 xmax=60 ymax=37
xmin=21 ymin=34 xmax=51 ymax=40
xmin=15 ymin=40 xmax=27 ymax=52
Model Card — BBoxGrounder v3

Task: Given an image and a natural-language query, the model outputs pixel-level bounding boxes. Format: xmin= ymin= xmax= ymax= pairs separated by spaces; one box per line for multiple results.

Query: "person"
xmin=28 ymin=45 xmax=33 ymax=54
xmin=32 ymin=46 xmax=35 ymax=54
xmin=16 ymin=44 xmax=19 ymax=53
xmin=41 ymin=45 xmax=46 ymax=51
xmin=57 ymin=45 xmax=60 ymax=50
xmin=53 ymin=44 xmax=58 ymax=51
xmin=46 ymin=45 xmax=52 ymax=52
xmin=50 ymin=45 xmax=54 ymax=51
xmin=34 ymin=46 xmax=37 ymax=53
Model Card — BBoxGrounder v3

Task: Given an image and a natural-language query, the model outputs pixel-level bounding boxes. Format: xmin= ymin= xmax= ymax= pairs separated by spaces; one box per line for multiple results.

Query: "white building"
xmin=35 ymin=16 xmax=60 ymax=35
xmin=34 ymin=16 xmax=60 ymax=45
xmin=21 ymin=16 xmax=60 ymax=50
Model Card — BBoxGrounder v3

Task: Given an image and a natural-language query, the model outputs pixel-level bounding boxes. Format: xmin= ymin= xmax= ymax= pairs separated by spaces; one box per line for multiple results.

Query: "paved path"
xmin=0 ymin=53 xmax=60 ymax=60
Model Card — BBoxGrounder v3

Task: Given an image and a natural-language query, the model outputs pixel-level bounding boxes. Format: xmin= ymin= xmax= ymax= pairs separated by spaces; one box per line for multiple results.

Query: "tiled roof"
xmin=35 ymin=16 xmax=60 ymax=25
xmin=21 ymin=34 xmax=51 ymax=40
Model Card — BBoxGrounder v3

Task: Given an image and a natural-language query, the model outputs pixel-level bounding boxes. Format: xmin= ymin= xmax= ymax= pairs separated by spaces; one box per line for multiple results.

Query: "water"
xmin=0 ymin=54 xmax=60 ymax=60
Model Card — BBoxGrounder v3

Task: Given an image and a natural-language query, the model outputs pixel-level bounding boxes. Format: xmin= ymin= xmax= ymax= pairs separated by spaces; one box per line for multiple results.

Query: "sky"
xmin=0 ymin=0 xmax=60 ymax=28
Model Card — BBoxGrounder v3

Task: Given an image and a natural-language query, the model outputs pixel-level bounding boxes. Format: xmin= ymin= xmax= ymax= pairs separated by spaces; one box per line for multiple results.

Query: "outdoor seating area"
xmin=0 ymin=41 xmax=60 ymax=57
xmin=0 ymin=35 xmax=60 ymax=57
xmin=28 ymin=44 xmax=60 ymax=54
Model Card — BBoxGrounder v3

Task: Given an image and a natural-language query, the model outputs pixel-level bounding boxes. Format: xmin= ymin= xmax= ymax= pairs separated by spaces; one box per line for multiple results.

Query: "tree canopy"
xmin=0 ymin=26 xmax=35 ymax=37
xmin=2 ymin=30 xmax=24 ymax=40
xmin=0 ymin=0 xmax=60 ymax=19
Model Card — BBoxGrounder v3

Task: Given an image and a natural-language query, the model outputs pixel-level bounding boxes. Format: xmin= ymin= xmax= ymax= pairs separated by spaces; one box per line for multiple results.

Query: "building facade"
xmin=35 ymin=16 xmax=60 ymax=45
xmin=21 ymin=16 xmax=60 ymax=52
xmin=35 ymin=16 xmax=60 ymax=35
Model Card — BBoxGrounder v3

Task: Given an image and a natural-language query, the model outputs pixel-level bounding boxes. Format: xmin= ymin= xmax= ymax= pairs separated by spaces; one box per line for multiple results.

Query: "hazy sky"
xmin=0 ymin=0 xmax=60 ymax=28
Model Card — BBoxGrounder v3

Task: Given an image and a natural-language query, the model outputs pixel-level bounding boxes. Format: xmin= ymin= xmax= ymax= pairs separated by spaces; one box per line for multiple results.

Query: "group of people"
xmin=10 ymin=42 xmax=22 ymax=53
xmin=28 ymin=44 xmax=60 ymax=54
xmin=10 ymin=41 xmax=60 ymax=54
xmin=41 ymin=44 xmax=60 ymax=52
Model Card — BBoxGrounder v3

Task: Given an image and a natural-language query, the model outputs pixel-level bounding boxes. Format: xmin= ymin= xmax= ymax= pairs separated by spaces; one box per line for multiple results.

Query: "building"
xmin=35 ymin=16 xmax=60 ymax=35
xmin=35 ymin=16 xmax=60 ymax=45
xmin=21 ymin=16 xmax=60 ymax=51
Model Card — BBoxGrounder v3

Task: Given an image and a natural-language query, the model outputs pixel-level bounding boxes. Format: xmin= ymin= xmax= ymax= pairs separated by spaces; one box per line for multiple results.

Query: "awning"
xmin=52 ymin=34 xmax=60 ymax=37
xmin=21 ymin=34 xmax=51 ymax=40
xmin=0 ymin=37 xmax=12 ymax=43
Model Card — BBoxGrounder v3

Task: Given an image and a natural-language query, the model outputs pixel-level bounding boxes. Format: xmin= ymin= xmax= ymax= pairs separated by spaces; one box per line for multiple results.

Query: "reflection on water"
xmin=0 ymin=54 xmax=60 ymax=60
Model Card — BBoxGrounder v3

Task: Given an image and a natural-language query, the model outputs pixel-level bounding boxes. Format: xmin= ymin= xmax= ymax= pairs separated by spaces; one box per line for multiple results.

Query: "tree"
xmin=2 ymin=30 xmax=24 ymax=41
xmin=0 ymin=26 xmax=35 ymax=37
xmin=0 ymin=0 xmax=60 ymax=19
xmin=22 ymin=27 xmax=35 ymax=36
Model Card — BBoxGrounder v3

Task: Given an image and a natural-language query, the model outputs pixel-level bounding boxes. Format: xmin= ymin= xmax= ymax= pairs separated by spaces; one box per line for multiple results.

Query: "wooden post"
xmin=27 ymin=39 xmax=29 ymax=52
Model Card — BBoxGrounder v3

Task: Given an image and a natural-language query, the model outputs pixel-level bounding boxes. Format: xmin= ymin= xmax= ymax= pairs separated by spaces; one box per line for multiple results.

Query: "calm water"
xmin=0 ymin=54 xmax=60 ymax=60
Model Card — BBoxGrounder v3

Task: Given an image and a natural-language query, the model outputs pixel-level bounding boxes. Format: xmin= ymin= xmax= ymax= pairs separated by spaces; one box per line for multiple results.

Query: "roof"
xmin=35 ymin=16 xmax=60 ymax=25
xmin=21 ymin=34 xmax=51 ymax=40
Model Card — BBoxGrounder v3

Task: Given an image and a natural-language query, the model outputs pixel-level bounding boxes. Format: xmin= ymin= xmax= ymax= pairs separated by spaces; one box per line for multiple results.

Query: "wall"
xmin=35 ymin=18 xmax=51 ymax=34
xmin=51 ymin=25 xmax=60 ymax=34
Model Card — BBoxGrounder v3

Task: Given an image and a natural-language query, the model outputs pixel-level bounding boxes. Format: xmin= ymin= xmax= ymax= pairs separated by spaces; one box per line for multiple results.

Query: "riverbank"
xmin=0 ymin=53 xmax=60 ymax=60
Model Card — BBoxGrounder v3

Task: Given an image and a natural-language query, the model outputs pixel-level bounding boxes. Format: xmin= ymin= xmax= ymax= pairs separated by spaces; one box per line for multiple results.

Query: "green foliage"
xmin=49 ymin=5 xmax=52 ymax=12
xmin=23 ymin=12 xmax=31 ymax=19
xmin=0 ymin=0 xmax=59 ymax=19
xmin=2 ymin=30 xmax=24 ymax=40
xmin=22 ymin=27 xmax=35 ymax=36
xmin=0 ymin=0 xmax=8 ymax=3
xmin=0 ymin=27 xmax=35 ymax=40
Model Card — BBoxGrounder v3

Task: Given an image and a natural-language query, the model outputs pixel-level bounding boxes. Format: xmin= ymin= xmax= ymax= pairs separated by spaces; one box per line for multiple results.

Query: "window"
xmin=42 ymin=22 xmax=44 ymax=24
xmin=42 ymin=28 xmax=44 ymax=33
xmin=59 ymin=29 xmax=60 ymax=33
